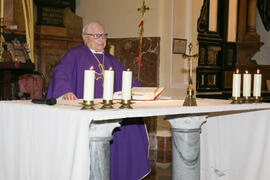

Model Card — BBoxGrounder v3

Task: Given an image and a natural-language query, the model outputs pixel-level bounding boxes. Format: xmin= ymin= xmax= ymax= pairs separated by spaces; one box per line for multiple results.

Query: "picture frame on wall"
xmin=172 ymin=38 xmax=187 ymax=54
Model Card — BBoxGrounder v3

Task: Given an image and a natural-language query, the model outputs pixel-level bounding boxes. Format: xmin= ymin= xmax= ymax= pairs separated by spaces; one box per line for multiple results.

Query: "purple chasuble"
xmin=47 ymin=45 xmax=150 ymax=180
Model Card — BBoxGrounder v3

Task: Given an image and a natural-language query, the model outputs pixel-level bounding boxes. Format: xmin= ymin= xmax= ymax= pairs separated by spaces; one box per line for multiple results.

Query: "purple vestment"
xmin=47 ymin=45 xmax=150 ymax=180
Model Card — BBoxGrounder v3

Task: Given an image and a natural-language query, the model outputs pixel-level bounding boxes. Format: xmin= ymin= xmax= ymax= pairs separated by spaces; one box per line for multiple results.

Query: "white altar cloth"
xmin=1 ymin=99 xmax=270 ymax=180
xmin=201 ymin=109 xmax=270 ymax=180
xmin=0 ymin=101 xmax=91 ymax=180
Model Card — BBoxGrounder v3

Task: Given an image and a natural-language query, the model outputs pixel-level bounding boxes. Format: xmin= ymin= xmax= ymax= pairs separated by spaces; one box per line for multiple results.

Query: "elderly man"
xmin=46 ymin=22 xmax=150 ymax=180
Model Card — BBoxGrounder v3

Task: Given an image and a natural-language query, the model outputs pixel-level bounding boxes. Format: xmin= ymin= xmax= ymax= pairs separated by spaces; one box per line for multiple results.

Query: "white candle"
xmin=103 ymin=67 xmax=114 ymax=100
xmin=1 ymin=0 xmax=4 ymax=19
xmin=253 ymin=69 xmax=262 ymax=97
xmin=232 ymin=69 xmax=241 ymax=98
xmin=243 ymin=70 xmax=251 ymax=97
xmin=83 ymin=67 xmax=95 ymax=101
xmin=122 ymin=69 xmax=132 ymax=100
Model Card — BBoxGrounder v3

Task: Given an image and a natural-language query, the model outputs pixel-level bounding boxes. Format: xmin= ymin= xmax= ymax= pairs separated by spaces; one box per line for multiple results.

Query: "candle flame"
xmin=127 ymin=68 xmax=130 ymax=71
xmin=245 ymin=70 xmax=248 ymax=74
xmin=109 ymin=67 xmax=113 ymax=70
xmin=90 ymin=66 xmax=94 ymax=70
xmin=236 ymin=69 xmax=239 ymax=74
xmin=257 ymin=69 xmax=260 ymax=74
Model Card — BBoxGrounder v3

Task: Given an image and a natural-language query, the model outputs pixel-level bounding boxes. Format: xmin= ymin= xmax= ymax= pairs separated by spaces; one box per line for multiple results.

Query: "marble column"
xmin=167 ymin=115 xmax=207 ymax=180
xmin=88 ymin=119 xmax=121 ymax=180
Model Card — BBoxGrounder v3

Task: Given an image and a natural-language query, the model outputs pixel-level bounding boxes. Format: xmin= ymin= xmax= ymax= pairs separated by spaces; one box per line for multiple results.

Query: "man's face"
xmin=83 ymin=24 xmax=107 ymax=52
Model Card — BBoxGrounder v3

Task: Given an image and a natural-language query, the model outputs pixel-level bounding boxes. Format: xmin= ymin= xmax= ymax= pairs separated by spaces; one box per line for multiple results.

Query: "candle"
xmin=103 ymin=67 xmax=114 ymax=100
xmin=243 ymin=70 xmax=251 ymax=97
xmin=122 ymin=69 xmax=132 ymax=100
xmin=83 ymin=67 xmax=95 ymax=101
xmin=109 ymin=45 xmax=115 ymax=56
xmin=232 ymin=69 xmax=241 ymax=98
xmin=253 ymin=69 xmax=262 ymax=97
xmin=1 ymin=0 xmax=4 ymax=19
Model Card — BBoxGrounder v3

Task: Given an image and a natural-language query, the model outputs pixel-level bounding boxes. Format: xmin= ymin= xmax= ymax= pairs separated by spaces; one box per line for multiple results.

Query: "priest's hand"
xmin=62 ymin=92 xmax=78 ymax=100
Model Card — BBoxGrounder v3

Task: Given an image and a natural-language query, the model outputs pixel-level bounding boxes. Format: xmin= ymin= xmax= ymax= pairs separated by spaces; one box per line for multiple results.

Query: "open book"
xmin=113 ymin=87 xmax=164 ymax=101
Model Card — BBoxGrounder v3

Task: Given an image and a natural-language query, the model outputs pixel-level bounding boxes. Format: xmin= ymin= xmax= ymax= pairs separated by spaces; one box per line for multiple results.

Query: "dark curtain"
xmin=257 ymin=0 xmax=270 ymax=31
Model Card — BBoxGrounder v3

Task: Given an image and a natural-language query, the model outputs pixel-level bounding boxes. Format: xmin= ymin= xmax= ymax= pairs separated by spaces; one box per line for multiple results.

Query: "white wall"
xmin=253 ymin=10 xmax=270 ymax=65
xmin=76 ymin=0 xmax=203 ymax=99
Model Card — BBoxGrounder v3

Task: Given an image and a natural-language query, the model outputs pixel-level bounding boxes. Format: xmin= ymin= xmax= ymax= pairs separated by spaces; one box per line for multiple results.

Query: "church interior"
xmin=1 ymin=0 xmax=270 ymax=179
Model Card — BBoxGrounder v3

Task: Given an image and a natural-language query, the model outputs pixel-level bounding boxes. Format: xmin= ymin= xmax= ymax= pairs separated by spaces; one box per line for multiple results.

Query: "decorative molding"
xmin=207 ymin=46 xmax=221 ymax=65
xmin=197 ymin=0 xmax=209 ymax=33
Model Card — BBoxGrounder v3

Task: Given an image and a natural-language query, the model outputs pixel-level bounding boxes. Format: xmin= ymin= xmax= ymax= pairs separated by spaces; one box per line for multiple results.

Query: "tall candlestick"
xmin=103 ymin=67 xmax=114 ymax=100
xmin=253 ymin=69 xmax=262 ymax=97
xmin=243 ymin=70 xmax=251 ymax=97
xmin=83 ymin=67 xmax=95 ymax=101
xmin=122 ymin=69 xmax=132 ymax=100
xmin=232 ymin=69 xmax=241 ymax=98
xmin=1 ymin=0 xmax=4 ymax=19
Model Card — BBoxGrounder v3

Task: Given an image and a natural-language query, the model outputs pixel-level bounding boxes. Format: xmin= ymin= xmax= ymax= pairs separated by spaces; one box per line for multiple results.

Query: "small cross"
xmin=137 ymin=0 xmax=150 ymax=18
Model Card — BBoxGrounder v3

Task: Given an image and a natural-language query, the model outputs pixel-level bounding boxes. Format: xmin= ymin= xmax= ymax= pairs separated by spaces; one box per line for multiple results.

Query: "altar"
xmin=1 ymin=99 xmax=270 ymax=180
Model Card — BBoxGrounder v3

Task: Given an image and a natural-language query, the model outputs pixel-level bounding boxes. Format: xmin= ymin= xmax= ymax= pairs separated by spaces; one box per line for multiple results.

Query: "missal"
xmin=113 ymin=87 xmax=164 ymax=101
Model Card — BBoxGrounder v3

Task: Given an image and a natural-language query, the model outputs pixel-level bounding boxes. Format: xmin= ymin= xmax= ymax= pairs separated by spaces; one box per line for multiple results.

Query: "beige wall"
xmin=227 ymin=0 xmax=238 ymax=42
xmin=76 ymin=0 xmax=203 ymax=99
xmin=209 ymin=0 xmax=218 ymax=32
xmin=253 ymin=10 xmax=270 ymax=65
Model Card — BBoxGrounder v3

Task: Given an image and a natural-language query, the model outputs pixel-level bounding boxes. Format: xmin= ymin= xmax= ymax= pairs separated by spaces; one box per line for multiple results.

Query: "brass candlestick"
xmin=81 ymin=100 xmax=95 ymax=110
xmin=101 ymin=99 xmax=114 ymax=109
xmin=119 ymin=99 xmax=133 ymax=109
xmin=242 ymin=96 xmax=252 ymax=104
xmin=182 ymin=43 xmax=198 ymax=106
xmin=231 ymin=96 xmax=242 ymax=104
xmin=253 ymin=96 xmax=262 ymax=103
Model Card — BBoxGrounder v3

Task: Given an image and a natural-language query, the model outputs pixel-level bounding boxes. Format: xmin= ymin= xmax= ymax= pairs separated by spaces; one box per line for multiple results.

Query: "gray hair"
xmin=82 ymin=22 xmax=105 ymax=34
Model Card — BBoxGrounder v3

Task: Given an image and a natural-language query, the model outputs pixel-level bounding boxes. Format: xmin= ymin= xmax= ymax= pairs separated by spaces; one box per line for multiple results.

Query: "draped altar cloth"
xmin=0 ymin=101 xmax=91 ymax=180
xmin=201 ymin=109 xmax=270 ymax=180
xmin=1 ymin=99 xmax=270 ymax=180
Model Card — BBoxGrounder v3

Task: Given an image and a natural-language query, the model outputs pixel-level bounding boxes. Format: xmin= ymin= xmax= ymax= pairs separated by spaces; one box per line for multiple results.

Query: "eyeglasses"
xmin=84 ymin=33 xmax=108 ymax=39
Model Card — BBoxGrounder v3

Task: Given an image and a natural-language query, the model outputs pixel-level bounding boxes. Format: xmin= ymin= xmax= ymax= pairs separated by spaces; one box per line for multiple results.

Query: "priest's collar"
xmin=89 ymin=48 xmax=104 ymax=54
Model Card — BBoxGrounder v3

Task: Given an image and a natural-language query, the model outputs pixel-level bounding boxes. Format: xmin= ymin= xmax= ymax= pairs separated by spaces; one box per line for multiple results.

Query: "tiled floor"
xmin=143 ymin=162 xmax=172 ymax=180
xmin=143 ymin=150 xmax=172 ymax=180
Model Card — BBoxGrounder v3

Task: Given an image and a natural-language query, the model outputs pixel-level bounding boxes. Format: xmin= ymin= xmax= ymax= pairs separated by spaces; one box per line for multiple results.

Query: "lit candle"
xmin=253 ymin=69 xmax=262 ymax=97
xmin=83 ymin=66 xmax=95 ymax=101
xmin=243 ymin=70 xmax=251 ymax=97
xmin=103 ymin=67 xmax=114 ymax=100
xmin=122 ymin=69 xmax=132 ymax=100
xmin=232 ymin=69 xmax=241 ymax=98
xmin=1 ymin=0 xmax=4 ymax=19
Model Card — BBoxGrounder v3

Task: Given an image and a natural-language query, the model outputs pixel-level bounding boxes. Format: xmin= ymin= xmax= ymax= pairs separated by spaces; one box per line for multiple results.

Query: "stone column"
xmin=167 ymin=115 xmax=207 ymax=180
xmin=247 ymin=0 xmax=257 ymax=33
xmin=88 ymin=119 xmax=121 ymax=180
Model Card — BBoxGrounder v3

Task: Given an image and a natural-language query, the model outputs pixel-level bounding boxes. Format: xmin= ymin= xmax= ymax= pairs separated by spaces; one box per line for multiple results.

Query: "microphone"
xmin=31 ymin=98 xmax=57 ymax=105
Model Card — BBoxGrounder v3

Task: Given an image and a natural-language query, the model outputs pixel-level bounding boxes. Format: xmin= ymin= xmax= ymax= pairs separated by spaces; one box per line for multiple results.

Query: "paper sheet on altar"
xmin=200 ymin=109 xmax=270 ymax=180
xmin=0 ymin=101 xmax=91 ymax=180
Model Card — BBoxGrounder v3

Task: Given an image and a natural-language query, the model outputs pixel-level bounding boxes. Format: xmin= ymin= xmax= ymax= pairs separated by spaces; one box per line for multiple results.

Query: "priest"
xmin=46 ymin=22 xmax=150 ymax=180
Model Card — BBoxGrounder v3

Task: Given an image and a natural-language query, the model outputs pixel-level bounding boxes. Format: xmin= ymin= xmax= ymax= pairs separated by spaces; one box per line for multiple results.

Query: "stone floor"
xmin=142 ymin=150 xmax=172 ymax=180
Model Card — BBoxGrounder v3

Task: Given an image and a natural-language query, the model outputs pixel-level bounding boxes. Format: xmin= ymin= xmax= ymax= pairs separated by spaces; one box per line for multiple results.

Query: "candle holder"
xmin=183 ymin=84 xmax=197 ymax=106
xmin=242 ymin=96 xmax=252 ymax=104
xmin=119 ymin=99 xmax=133 ymax=109
xmin=101 ymin=99 xmax=114 ymax=109
xmin=81 ymin=100 xmax=95 ymax=110
xmin=231 ymin=96 xmax=242 ymax=104
xmin=182 ymin=43 xmax=198 ymax=106
xmin=253 ymin=96 xmax=262 ymax=103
